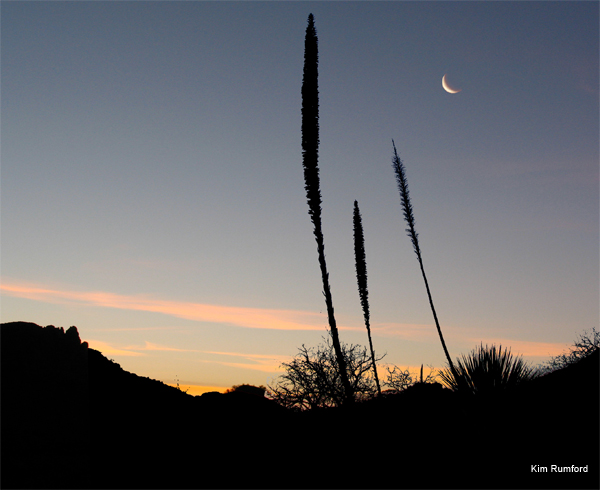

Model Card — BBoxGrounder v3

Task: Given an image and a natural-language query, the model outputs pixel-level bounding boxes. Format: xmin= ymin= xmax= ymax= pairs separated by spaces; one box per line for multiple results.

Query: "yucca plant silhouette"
xmin=301 ymin=14 xmax=353 ymax=404
xmin=353 ymin=200 xmax=381 ymax=396
xmin=391 ymin=140 xmax=459 ymax=383
xmin=439 ymin=343 xmax=537 ymax=395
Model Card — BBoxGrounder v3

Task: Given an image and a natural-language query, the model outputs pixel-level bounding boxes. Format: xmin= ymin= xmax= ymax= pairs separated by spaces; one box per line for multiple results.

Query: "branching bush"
xmin=225 ymin=384 xmax=267 ymax=396
xmin=539 ymin=328 xmax=599 ymax=375
xmin=383 ymin=364 xmax=439 ymax=393
xmin=439 ymin=343 xmax=537 ymax=395
xmin=267 ymin=336 xmax=384 ymax=410
xmin=383 ymin=365 xmax=413 ymax=392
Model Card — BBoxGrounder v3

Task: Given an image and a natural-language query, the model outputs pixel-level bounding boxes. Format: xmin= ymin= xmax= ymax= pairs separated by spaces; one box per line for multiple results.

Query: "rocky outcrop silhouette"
xmin=2 ymin=322 xmax=90 ymax=489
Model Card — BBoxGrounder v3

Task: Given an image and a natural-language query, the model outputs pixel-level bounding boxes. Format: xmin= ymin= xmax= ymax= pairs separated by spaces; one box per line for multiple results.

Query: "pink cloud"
xmin=127 ymin=341 xmax=200 ymax=352
xmin=199 ymin=350 xmax=291 ymax=372
xmin=2 ymin=281 xmax=569 ymax=361
xmin=86 ymin=339 xmax=145 ymax=357
xmin=0 ymin=281 xmax=329 ymax=331
xmin=463 ymin=338 xmax=568 ymax=358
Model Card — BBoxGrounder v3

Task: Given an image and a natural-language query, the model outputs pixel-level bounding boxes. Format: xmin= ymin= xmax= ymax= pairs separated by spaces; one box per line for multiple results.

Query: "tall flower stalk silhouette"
xmin=353 ymin=200 xmax=381 ymax=396
xmin=301 ymin=14 xmax=353 ymax=404
xmin=391 ymin=140 xmax=458 ymax=382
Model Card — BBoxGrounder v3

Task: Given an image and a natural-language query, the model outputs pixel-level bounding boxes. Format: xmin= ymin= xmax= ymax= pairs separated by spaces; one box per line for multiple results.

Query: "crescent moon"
xmin=442 ymin=74 xmax=461 ymax=94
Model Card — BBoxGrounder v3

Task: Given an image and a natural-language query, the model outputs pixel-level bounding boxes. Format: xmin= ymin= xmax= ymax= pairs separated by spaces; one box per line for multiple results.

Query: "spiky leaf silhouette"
xmin=439 ymin=344 xmax=537 ymax=394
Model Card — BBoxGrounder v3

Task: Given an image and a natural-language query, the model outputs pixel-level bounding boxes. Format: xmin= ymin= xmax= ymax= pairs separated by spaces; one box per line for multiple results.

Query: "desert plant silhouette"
xmin=439 ymin=343 xmax=537 ymax=395
xmin=384 ymin=363 xmax=439 ymax=392
xmin=540 ymin=327 xmax=599 ymax=374
xmin=268 ymin=336 xmax=383 ymax=410
xmin=353 ymin=200 xmax=381 ymax=396
xmin=225 ymin=383 xmax=267 ymax=396
xmin=301 ymin=13 xmax=352 ymax=404
xmin=391 ymin=140 xmax=459 ymax=383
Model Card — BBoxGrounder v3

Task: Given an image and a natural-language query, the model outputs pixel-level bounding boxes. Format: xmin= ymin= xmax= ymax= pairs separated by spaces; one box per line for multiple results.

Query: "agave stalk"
xmin=391 ymin=140 xmax=459 ymax=383
xmin=301 ymin=14 xmax=353 ymax=404
xmin=353 ymin=201 xmax=381 ymax=396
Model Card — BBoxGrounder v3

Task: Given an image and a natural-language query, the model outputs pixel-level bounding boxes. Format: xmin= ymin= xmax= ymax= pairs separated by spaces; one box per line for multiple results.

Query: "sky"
xmin=2 ymin=1 xmax=598 ymax=396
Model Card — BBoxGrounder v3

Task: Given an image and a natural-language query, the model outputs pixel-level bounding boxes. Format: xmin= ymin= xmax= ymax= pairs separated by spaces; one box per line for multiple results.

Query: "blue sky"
xmin=2 ymin=1 xmax=598 ymax=394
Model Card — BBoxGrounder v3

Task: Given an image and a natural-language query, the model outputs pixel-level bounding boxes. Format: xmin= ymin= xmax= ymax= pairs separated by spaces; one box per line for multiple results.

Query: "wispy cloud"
xmin=1 ymin=281 xmax=329 ymax=331
xmin=86 ymin=339 xmax=145 ymax=357
xmin=371 ymin=322 xmax=439 ymax=340
xmin=372 ymin=322 xmax=568 ymax=360
xmin=85 ymin=338 xmax=287 ymax=372
xmin=464 ymin=338 xmax=568 ymax=358
xmin=89 ymin=326 xmax=186 ymax=332
xmin=2 ymin=281 xmax=570 ymax=361
xmin=198 ymin=350 xmax=291 ymax=373
xmin=85 ymin=339 xmax=201 ymax=357
xmin=125 ymin=341 xmax=201 ymax=352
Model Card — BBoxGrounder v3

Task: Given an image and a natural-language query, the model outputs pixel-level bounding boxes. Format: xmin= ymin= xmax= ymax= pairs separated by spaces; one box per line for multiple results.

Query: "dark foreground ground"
xmin=1 ymin=321 xmax=598 ymax=489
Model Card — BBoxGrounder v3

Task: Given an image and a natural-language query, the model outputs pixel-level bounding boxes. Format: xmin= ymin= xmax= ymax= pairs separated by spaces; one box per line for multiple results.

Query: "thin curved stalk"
xmin=391 ymin=140 xmax=458 ymax=383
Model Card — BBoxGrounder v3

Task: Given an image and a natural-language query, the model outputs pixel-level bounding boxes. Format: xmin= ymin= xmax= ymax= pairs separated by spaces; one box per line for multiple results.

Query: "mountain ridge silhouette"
xmin=1 ymin=321 xmax=598 ymax=489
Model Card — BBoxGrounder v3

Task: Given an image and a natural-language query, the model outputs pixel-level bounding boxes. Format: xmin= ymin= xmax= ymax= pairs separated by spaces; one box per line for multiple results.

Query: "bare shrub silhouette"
xmin=540 ymin=327 xmax=599 ymax=374
xmin=225 ymin=384 xmax=267 ymax=396
xmin=268 ymin=336 xmax=383 ymax=411
xmin=384 ymin=364 xmax=439 ymax=392
xmin=439 ymin=343 xmax=537 ymax=395
xmin=301 ymin=13 xmax=352 ymax=404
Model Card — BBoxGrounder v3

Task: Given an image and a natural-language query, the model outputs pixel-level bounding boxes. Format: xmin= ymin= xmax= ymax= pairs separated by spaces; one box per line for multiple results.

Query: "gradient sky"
xmin=2 ymin=1 xmax=598 ymax=395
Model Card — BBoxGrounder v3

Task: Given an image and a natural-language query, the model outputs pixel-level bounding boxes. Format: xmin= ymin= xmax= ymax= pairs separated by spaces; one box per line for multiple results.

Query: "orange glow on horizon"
xmin=166 ymin=384 xmax=228 ymax=396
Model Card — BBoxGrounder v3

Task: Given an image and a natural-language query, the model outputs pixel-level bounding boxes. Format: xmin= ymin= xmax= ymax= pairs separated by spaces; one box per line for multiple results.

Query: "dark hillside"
xmin=2 ymin=322 xmax=90 ymax=489
xmin=1 ymin=322 xmax=292 ymax=489
xmin=86 ymin=342 xmax=290 ymax=489
xmin=2 ymin=321 xmax=598 ymax=489
xmin=509 ymin=347 xmax=599 ymax=484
